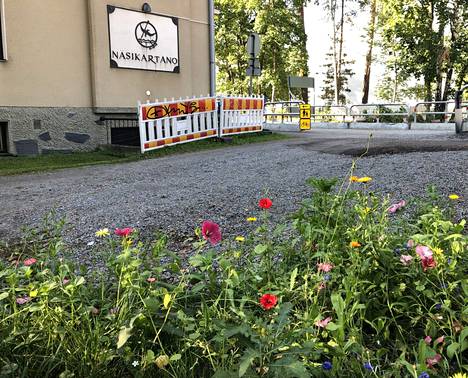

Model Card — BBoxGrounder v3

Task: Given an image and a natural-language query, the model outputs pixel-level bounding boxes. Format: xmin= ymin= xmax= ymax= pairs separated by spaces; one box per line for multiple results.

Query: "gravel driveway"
xmin=1 ymin=129 xmax=466 ymax=264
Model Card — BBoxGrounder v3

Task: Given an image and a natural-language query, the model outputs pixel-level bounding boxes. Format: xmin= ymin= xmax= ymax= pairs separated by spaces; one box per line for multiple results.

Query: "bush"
xmin=0 ymin=178 xmax=466 ymax=377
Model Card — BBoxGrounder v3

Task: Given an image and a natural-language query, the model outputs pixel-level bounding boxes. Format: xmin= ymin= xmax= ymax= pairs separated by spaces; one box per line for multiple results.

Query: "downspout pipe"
xmin=208 ymin=0 xmax=216 ymax=96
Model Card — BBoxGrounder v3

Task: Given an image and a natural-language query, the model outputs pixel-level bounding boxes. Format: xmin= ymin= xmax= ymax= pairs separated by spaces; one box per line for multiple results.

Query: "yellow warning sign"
xmin=299 ymin=104 xmax=311 ymax=130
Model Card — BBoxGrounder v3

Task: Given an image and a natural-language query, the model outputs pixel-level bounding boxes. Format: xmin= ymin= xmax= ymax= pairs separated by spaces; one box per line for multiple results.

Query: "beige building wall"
xmin=0 ymin=0 xmax=210 ymax=108
xmin=0 ymin=0 xmax=93 ymax=107
xmin=0 ymin=0 xmax=211 ymax=154
xmin=89 ymin=0 xmax=210 ymax=110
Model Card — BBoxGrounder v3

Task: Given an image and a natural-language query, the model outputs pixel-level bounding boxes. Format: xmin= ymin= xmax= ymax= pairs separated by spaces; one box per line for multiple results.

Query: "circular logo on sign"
xmin=135 ymin=21 xmax=158 ymax=49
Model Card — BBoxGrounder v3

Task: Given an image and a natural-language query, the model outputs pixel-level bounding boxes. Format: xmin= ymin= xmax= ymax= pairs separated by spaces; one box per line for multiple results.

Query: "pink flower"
xmin=416 ymin=245 xmax=437 ymax=271
xmin=407 ymin=239 xmax=415 ymax=248
xmin=400 ymin=255 xmax=413 ymax=266
xmin=115 ymin=227 xmax=134 ymax=237
xmin=315 ymin=316 xmax=332 ymax=328
xmin=24 ymin=258 xmax=37 ymax=266
xmin=201 ymin=220 xmax=222 ymax=245
xmin=317 ymin=262 xmax=334 ymax=273
xmin=16 ymin=296 xmax=31 ymax=305
xmin=434 ymin=335 xmax=445 ymax=345
xmin=62 ymin=278 xmax=70 ymax=285
xmin=388 ymin=200 xmax=406 ymax=213
xmin=426 ymin=353 xmax=442 ymax=368
xmin=424 ymin=336 xmax=432 ymax=344
xmin=318 ymin=282 xmax=326 ymax=291
xmin=147 ymin=277 xmax=156 ymax=283
xmin=416 ymin=245 xmax=433 ymax=259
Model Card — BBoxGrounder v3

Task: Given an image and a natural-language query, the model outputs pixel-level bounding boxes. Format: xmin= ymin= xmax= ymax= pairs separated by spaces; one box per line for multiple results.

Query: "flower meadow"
xmin=0 ymin=177 xmax=467 ymax=378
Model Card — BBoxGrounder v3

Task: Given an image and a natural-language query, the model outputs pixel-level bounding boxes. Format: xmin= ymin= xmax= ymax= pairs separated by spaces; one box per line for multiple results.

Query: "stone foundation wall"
xmin=0 ymin=107 xmax=108 ymax=155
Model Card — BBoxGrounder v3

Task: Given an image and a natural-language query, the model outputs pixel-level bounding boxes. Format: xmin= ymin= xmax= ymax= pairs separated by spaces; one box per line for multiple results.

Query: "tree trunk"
xmin=330 ymin=0 xmax=339 ymax=104
xmin=361 ymin=0 xmax=377 ymax=104
xmin=299 ymin=4 xmax=309 ymax=103
xmin=337 ymin=0 xmax=345 ymax=103
xmin=392 ymin=66 xmax=398 ymax=103
xmin=424 ymin=77 xmax=432 ymax=102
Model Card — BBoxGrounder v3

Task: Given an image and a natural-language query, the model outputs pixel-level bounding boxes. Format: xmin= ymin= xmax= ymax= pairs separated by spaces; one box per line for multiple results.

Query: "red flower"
xmin=421 ymin=256 xmax=437 ymax=271
xmin=24 ymin=258 xmax=37 ymax=267
xmin=259 ymin=198 xmax=273 ymax=209
xmin=201 ymin=221 xmax=222 ymax=245
xmin=147 ymin=277 xmax=156 ymax=283
xmin=115 ymin=227 xmax=134 ymax=237
xmin=259 ymin=293 xmax=277 ymax=310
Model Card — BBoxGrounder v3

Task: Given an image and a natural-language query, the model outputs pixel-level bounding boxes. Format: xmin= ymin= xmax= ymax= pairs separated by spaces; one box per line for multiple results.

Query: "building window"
xmin=0 ymin=0 xmax=6 ymax=61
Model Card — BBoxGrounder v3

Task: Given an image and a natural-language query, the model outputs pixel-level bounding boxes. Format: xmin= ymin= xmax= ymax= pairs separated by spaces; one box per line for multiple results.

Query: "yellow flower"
xmin=155 ymin=355 xmax=170 ymax=369
xmin=246 ymin=217 xmax=257 ymax=222
xmin=357 ymin=176 xmax=372 ymax=183
xmin=432 ymin=247 xmax=444 ymax=256
xmin=449 ymin=194 xmax=460 ymax=200
xmin=95 ymin=228 xmax=110 ymax=237
xmin=327 ymin=340 xmax=338 ymax=348
xmin=451 ymin=373 xmax=467 ymax=378
xmin=350 ymin=241 xmax=361 ymax=248
xmin=29 ymin=290 xmax=38 ymax=298
xmin=235 ymin=236 xmax=245 ymax=242
xmin=350 ymin=176 xmax=360 ymax=182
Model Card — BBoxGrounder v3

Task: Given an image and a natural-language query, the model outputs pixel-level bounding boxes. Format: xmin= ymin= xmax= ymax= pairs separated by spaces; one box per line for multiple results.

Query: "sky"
xmin=304 ymin=2 xmax=386 ymax=105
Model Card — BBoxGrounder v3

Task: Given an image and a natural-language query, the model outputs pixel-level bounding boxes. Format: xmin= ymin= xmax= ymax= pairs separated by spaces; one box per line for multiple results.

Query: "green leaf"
xmin=289 ymin=268 xmax=298 ymax=291
xmin=447 ymin=342 xmax=460 ymax=359
xmin=117 ymin=326 xmax=132 ymax=349
xmin=254 ymin=244 xmax=268 ymax=255
xmin=282 ymin=361 xmax=309 ymax=378
xmin=238 ymin=349 xmax=260 ymax=377
xmin=170 ymin=354 xmax=182 ymax=361
xmin=326 ymin=322 xmax=340 ymax=331
xmin=0 ymin=292 xmax=9 ymax=301
xmin=275 ymin=302 xmax=293 ymax=336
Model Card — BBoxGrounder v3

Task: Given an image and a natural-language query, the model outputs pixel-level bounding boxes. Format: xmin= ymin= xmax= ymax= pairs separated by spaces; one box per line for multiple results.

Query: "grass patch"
xmin=0 ymin=132 xmax=291 ymax=176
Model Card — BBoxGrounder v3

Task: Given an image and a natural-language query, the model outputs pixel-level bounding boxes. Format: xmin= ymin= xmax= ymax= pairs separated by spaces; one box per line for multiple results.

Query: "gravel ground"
xmin=0 ymin=129 xmax=466 ymax=267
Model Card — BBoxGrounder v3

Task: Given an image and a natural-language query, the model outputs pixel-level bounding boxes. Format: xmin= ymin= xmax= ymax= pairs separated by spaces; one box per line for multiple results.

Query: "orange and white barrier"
xmin=219 ymin=96 xmax=264 ymax=137
xmin=138 ymin=96 xmax=218 ymax=153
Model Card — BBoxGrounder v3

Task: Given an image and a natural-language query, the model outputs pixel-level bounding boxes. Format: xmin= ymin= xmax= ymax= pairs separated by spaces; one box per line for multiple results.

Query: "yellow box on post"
xmin=299 ymin=104 xmax=311 ymax=130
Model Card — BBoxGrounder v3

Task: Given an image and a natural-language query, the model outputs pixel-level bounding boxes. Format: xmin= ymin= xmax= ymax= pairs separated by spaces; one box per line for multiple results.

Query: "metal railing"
xmin=264 ymin=100 xmax=467 ymax=130
xmin=264 ymin=101 xmax=304 ymax=123
xmin=349 ymin=103 xmax=409 ymax=123
xmin=311 ymin=105 xmax=348 ymax=122
xmin=412 ymin=101 xmax=464 ymax=124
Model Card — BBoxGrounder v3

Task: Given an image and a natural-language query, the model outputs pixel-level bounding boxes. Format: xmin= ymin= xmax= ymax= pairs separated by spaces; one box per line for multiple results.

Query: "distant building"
xmin=0 ymin=0 xmax=212 ymax=155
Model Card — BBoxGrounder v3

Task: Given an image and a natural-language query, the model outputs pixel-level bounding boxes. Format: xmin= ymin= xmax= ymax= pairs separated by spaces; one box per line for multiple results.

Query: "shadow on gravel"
xmin=296 ymin=138 xmax=468 ymax=157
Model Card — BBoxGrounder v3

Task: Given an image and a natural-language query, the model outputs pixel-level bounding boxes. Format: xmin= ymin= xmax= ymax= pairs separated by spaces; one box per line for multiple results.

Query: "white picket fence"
xmin=138 ymin=95 xmax=264 ymax=153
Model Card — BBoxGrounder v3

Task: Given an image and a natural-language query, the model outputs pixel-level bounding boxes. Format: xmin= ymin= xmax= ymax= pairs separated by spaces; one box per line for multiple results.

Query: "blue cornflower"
xmin=322 ymin=361 xmax=332 ymax=371
xmin=394 ymin=247 xmax=402 ymax=255
xmin=447 ymin=258 xmax=452 ymax=264
xmin=418 ymin=372 xmax=430 ymax=378
xmin=363 ymin=362 xmax=373 ymax=371
xmin=324 ymin=274 xmax=331 ymax=281
xmin=434 ymin=303 xmax=442 ymax=311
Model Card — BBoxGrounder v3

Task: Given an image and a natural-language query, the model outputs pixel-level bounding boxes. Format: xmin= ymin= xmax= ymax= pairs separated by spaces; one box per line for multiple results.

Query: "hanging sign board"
xmin=107 ymin=5 xmax=180 ymax=73
xmin=300 ymin=104 xmax=311 ymax=130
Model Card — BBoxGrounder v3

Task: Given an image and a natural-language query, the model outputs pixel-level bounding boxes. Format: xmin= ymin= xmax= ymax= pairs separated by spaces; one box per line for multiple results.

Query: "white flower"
xmin=87 ymin=241 xmax=95 ymax=246
xmin=132 ymin=360 xmax=139 ymax=367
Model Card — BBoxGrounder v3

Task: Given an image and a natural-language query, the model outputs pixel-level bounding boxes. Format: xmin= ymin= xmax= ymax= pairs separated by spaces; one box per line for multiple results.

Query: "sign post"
xmin=299 ymin=104 xmax=311 ymax=131
xmin=246 ymin=33 xmax=261 ymax=95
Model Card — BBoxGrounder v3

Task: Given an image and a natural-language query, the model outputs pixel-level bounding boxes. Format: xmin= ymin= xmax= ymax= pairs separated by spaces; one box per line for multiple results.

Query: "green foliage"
xmin=215 ymin=0 xmax=309 ymax=101
xmin=379 ymin=0 xmax=468 ymax=101
xmin=0 ymin=179 xmax=467 ymax=377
